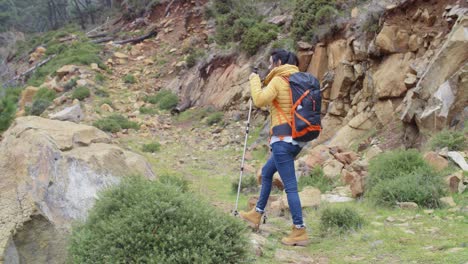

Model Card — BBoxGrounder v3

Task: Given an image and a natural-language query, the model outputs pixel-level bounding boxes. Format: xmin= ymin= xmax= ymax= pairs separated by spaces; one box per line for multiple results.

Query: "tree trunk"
xmin=73 ymin=0 xmax=87 ymax=29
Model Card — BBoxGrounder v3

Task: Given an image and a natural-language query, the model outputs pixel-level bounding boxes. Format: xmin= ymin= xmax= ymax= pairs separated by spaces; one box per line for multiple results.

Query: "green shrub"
xmin=241 ymin=22 xmax=278 ymax=55
xmin=368 ymin=170 xmax=446 ymax=208
xmin=95 ymin=88 xmax=109 ymax=97
xmin=95 ymin=73 xmax=106 ymax=84
xmin=142 ymin=142 xmax=161 ymax=153
xmin=186 ymin=49 xmax=206 ymax=68
xmin=205 ymin=112 xmax=224 ymax=125
xmin=320 ymin=206 xmax=364 ymax=234
xmin=272 ymin=38 xmax=297 ymax=52
xmin=123 ymin=74 xmax=137 ymax=84
xmin=93 ymin=114 xmax=139 ymax=132
xmin=99 ymin=98 xmax=113 ymax=107
xmin=27 ymin=87 xmax=56 ymax=116
xmin=139 ymin=106 xmax=158 ymax=115
xmin=292 ymin=0 xmax=345 ymax=42
xmin=69 ymin=177 xmax=249 ymax=263
xmin=177 ymin=107 xmax=213 ymax=123
xmin=430 ymin=130 xmax=466 ymax=151
xmin=231 ymin=175 xmax=258 ymax=194
xmin=63 ymin=78 xmax=77 ymax=91
xmin=33 ymin=87 xmax=56 ymax=102
xmin=29 ymin=99 xmax=52 ymax=116
xmin=145 ymin=90 xmax=178 ymax=110
xmin=72 ymin=86 xmax=90 ymax=101
xmin=158 ymin=93 xmax=178 ymax=110
xmin=366 ymin=150 xmax=446 ymax=208
xmin=299 ymin=166 xmax=333 ymax=193
xmin=159 ymin=174 xmax=190 ymax=192
xmin=0 ymin=87 xmax=22 ymax=132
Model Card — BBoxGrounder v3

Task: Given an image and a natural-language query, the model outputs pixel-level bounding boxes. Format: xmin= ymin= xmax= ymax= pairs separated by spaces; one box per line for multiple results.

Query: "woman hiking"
xmin=239 ymin=49 xmax=308 ymax=246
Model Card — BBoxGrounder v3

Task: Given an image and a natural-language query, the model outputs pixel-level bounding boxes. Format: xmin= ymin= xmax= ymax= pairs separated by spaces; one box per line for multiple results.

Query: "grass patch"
xmin=71 ymin=86 xmax=90 ymax=101
xmin=430 ymin=130 xmax=466 ymax=151
xmin=176 ymin=107 xmax=214 ymax=123
xmin=95 ymin=73 xmax=106 ymax=84
xmin=366 ymin=150 xmax=446 ymax=208
xmin=123 ymin=74 xmax=137 ymax=84
xmin=0 ymin=87 xmax=22 ymax=132
xmin=186 ymin=48 xmax=206 ymax=68
xmin=139 ymin=106 xmax=159 ymax=115
xmin=231 ymin=174 xmax=258 ymax=194
xmin=95 ymin=88 xmax=109 ymax=97
xmin=63 ymin=78 xmax=77 ymax=91
xmin=27 ymin=87 xmax=56 ymax=116
xmin=27 ymin=40 xmax=102 ymax=87
xmin=99 ymin=98 xmax=113 ymax=107
xmin=142 ymin=142 xmax=161 ymax=153
xmin=93 ymin=114 xmax=139 ymax=133
xmin=144 ymin=90 xmax=178 ymax=110
xmin=319 ymin=206 xmax=365 ymax=235
xmin=299 ymin=166 xmax=333 ymax=193
xmin=205 ymin=112 xmax=224 ymax=126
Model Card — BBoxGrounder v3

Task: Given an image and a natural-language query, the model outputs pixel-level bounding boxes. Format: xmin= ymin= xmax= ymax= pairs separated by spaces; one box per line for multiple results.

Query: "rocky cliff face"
xmin=0 ymin=117 xmax=155 ymax=263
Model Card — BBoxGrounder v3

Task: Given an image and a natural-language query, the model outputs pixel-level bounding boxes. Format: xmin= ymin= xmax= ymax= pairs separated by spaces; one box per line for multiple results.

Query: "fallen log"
xmin=87 ymin=32 xmax=108 ymax=39
xmin=3 ymin=54 xmax=56 ymax=87
xmin=165 ymin=0 xmax=177 ymax=17
xmin=91 ymin=36 xmax=115 ymax=44
xmin=113 ymin=29 xmax=158 ymax=45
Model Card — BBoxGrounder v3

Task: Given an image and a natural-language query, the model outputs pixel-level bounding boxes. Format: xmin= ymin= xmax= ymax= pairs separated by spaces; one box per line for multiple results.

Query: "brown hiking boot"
xmin=281 ymin=226 xmax=309 ymax=246
xmin=239 ymin=208 xmax=262 ymax=230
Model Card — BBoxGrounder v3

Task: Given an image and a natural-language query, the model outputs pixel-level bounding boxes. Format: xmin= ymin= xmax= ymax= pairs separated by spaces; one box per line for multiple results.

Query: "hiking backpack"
xmin=271 ymin=72 xmax=322 ymax=142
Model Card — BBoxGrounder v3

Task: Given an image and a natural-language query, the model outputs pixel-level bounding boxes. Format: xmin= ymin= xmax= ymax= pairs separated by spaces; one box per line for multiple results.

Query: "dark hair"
xmin=271 ymin=49 xmax=299 ymax=66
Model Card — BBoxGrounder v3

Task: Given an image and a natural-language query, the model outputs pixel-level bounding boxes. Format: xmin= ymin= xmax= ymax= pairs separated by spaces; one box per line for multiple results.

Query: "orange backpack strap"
xmin=272 ymin=100 xmax=292 ymax=127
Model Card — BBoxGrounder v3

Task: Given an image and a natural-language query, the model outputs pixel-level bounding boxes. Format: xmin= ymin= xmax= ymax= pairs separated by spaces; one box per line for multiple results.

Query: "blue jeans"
xmin=256 ymin=141 xmax=303 ymax=225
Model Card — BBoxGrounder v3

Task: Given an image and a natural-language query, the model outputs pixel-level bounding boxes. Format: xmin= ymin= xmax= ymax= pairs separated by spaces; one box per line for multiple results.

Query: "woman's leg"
xmin=255 ymin=154 xmax=277 ymax=212
xmin=271 ymin=142 xmax=303 ymax=226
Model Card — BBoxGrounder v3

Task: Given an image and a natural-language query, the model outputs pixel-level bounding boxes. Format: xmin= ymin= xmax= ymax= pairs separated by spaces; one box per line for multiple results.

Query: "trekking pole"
xmin=233 ymin=98 xmax=253 ymax=216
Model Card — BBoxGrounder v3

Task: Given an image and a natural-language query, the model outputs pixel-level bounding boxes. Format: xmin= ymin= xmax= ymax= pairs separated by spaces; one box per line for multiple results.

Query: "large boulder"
xmin=330 ymin=64 xmax=356 ymax=100
xmin=327 ymin=39 xmax=354 ymax=70
xmin=307 ymin=43 xmax=328 ymax=81
xmin=0 ymin=117 xmax=155 ymax=262
xmin=374 ymin=53 xmax=413 ymax=99
xmin=400 ymin=16 xmax=468 ymax=131
xmin=375 ymin=24 xmax=410 ymax=54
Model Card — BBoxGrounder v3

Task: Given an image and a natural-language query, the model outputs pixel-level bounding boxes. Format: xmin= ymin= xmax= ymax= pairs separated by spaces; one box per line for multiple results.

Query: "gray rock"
xmin=49 ymin=104 xmax=84 ymax=123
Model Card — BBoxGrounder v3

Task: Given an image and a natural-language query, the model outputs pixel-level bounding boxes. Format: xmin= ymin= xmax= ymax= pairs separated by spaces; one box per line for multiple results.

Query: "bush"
xmin=69 ymin=177 xmax=249 ymax=263
xmin=231 ymin=175 xmax=258 ymax=194
xmin=158 ymin=93 xmax=178 ymax=110
xmin=99 ymin=98 xmax=113 ymax=107
xmin=298 ymin=166 xmax=333 ymax=193
xmin=366 ymin=150 xmax=446 ymax=208
xmin=241 ymin=22 xmax=278 ymax=55
xmin=142 ymin=142 xmax=161 ymax=153
xmin=95 ymin=88 xmax=109 ymax=97
xmin=139 ymin=106 xmax=158 ymax=115
xmin=29 ymin=99 xmax=52 ymax=116
xmin=63 ymin=78 xmax=77 ymax=91
xmin=186 ymin=49 xmax=206 ymax=68
xmin=430 ymin=130 xmax=466 ymax=151
xmin=123 ymin=74 xmax=137 ymax=84
xmin=27 ymin=87 xmax=56 ymax=116
xmin=95 ymin=73 xmax=106 ymax=84
xmin=205 ymin=112 xmax=224 ymax=126
xmin=33 ymin=87 xmax=56 ymax=102
xmin=367 ymin=170 xmax=446 ymax=208
xmin=72 ymin=86 xmax=90 ymax=101
xmin=0 ymin=87 xmax=22 ymax=132
xmin=320 ymin=206 xmax=364 ymax=234
xmin=292 ymin=0 xmax=346 ymax=42
xmin=159 ymin=174 xmax=190 ymax=193
xmin=145 ymin=90 xmax=178 ymax=110
xmin=93 ymin=114 xmax=139 ymax=133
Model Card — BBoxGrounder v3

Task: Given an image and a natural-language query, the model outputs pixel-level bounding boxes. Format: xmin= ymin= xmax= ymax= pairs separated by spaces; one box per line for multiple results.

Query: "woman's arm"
xmin=250 ymin=74 xmax=278 ymax=108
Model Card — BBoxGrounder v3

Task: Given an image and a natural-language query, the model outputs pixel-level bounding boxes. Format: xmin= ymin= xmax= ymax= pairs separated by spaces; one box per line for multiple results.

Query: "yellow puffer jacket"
xmin=250 ymin=64 xmax=299 ymax=129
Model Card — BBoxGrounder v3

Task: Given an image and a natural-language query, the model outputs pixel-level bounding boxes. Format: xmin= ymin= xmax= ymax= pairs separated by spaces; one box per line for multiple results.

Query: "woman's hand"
xmin=249 ymin=73 xmax=259 ymax=80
